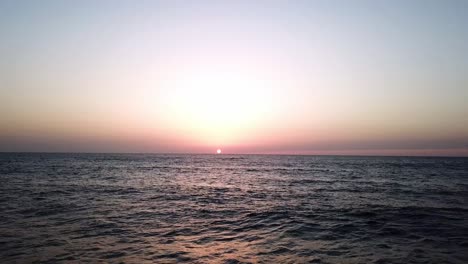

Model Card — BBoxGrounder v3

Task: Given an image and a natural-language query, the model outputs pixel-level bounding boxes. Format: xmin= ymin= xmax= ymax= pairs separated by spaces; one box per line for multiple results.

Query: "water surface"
xmin=0 ymin=153 xmax=467 ymax=263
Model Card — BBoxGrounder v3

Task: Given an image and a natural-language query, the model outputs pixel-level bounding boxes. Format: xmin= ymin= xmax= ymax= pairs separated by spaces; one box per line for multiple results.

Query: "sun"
xmin=217 ymin=149 xmax=222 ymax=154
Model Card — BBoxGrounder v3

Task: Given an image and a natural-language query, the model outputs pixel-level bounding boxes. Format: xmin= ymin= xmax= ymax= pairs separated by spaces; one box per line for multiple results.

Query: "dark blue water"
xmin=0 ymin=153 xmax=467 ymax=263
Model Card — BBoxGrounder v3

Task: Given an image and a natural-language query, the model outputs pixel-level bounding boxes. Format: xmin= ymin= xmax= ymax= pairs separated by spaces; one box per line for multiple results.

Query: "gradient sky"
xmin=1 ymin=0 xmax=467 ymax=155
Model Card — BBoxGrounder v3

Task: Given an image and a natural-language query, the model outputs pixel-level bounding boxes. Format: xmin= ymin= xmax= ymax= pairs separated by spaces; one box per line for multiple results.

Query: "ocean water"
xmin=0 ymin=153 xmax=467 ymax=264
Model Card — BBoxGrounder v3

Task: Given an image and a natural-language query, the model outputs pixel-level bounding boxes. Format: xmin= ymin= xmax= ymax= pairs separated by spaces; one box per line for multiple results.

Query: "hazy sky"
xmin=1 ymin=0 xmax=467 ymax=155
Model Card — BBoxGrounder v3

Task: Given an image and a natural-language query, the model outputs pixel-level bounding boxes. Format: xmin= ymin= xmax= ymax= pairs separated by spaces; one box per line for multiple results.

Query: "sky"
xmin=0 ymin=0 xmax=467 ymax=156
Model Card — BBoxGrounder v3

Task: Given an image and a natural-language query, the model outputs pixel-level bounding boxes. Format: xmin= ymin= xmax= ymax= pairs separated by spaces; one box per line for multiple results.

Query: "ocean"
xmin=0 ymin=153 xmax=467 ymax=263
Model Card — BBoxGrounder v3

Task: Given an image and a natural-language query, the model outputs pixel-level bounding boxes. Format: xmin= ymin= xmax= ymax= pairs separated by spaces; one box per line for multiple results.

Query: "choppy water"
xmin=0 ymin=153 xmax=467 ymax=263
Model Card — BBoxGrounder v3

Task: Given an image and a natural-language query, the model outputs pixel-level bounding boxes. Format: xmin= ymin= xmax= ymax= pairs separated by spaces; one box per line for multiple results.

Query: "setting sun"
xmin=217 ymin=149 xmax=222 ymax=154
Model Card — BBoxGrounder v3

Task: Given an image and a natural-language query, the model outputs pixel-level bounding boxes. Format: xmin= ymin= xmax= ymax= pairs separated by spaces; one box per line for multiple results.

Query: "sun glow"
xmin=217 ymin=149 xmax=222 ymax=154
xmin=161 ymin=65 xmax=279 ymax=145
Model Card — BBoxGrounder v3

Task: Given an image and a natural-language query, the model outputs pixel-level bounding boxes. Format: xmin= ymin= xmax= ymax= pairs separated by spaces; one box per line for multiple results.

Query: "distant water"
xmin=0 ymin=153 xmax=467 ymax=263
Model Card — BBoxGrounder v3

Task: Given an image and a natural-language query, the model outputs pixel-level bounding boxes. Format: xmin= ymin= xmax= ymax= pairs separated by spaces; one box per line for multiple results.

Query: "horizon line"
xmin=1 ymin=151 xmax=467 ymax=158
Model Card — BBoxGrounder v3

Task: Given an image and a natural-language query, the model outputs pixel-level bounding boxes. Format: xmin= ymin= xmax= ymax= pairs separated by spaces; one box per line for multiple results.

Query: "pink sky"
xmin=1 ymin=1 xmax=467 ymax=156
